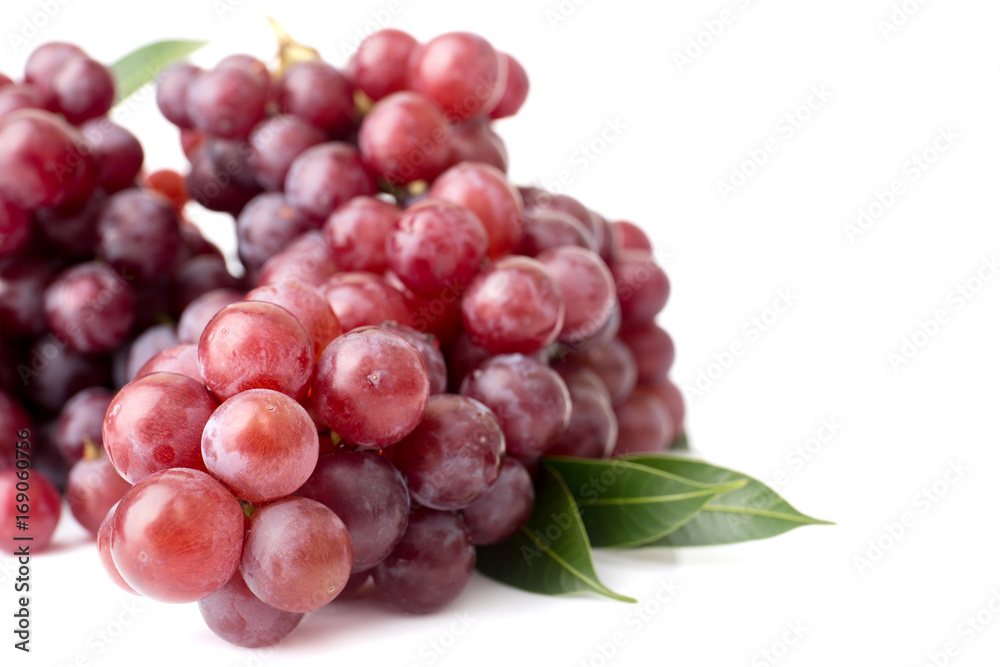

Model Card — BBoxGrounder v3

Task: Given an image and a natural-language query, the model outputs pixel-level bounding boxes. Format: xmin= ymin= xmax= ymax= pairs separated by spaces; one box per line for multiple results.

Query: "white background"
xmin=3 ymin=0 xmax=1000 ymax=665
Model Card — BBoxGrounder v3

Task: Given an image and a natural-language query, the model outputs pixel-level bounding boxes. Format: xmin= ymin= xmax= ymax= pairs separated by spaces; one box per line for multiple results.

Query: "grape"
xmin=429 ymin=162 xmax=524 ymax=259
xmin=66 ymin=452 xmax=132 ymax=535
xmin=177 ymin=288 xmax=244 ymax=345
xmin=122 ymin=324 xmax=179 ymax=383
xmin=51 ymin=56 xmax=115 ymax=124
xmin=547 ymin=366 xmax=617 ymax=459
xmin=54 ymin=387 xmax=113 ymax=463
xmin=156 ymin=63 xmax=202 ymax=129
xmin=32 ymin=189 xmax=106 ymax=259
xmin=612 ymin=389 xmax=675 ymax=456
xmin=389 ymin=394 xmax=504 ymax=510
xmin=379 ymin=322 xmax=447 ymax=395
xmin=461 ymin=457 xmax=534 ymax=544
xmin=537 ymin=246 xmax=616 ymax=347
xmin=0 ymin=196 xmax=31 ymax=257
xmin=80 ymin=119 xmax=144 ymax=193
xmin=97 ymin=506 xmax=136 ymax=594
xmin=136 ymin=343 xmax=200 ymax=381
xmin=407 ymin=32 xmax=504 ymax=121
xmin=618 ymin=323 xmax=676 ymax=384
xmin=44 ymin=261 xmax=136 ymax=354
xmin=255 ymin=231 xmax=336 ymax=288
xmin=461 ymin=256 xmax=564 ymax=355
xmin=460 ymin=354 xmax=571 ymax=461
xmin=522 ymin=188 xmax=589 ymax=224
xmin=296 ymin=451 xmax=410 ymax=572
xmin=516 ymin=208 xmax=596 ymax=257
xmin=319 ymin=272 xmax=409 ymax=332
xmin=186 ymin=138 xmax=261 ymax=214
xmin=358 ymin=92 xmax=452 ymax=184
xmin=336 ymin=570 xmax=372 ymax=599
xmin=96 ymin=189 xmax=181 ymax=283
xmin=1 ymin=468 xmax=61 ymax=553
xmin=24 ymin=42 xmax=85 ymax=107
xmin=322 ymin=196 xmax=400 ymax=274
xmin=0 ymin=84 xmax=45 ymax=120
xmin=449 ymin=118 xmax=508 ymax=173
xmin=446 ymin=330 xmax=492 ymax=391
xmin=611 ymin=250 xmax=670 ymax=324
xmin=277 ymin=61 xmax=355 ymax=137
xmin=145 ymin=169 xmax=188 ymax=211
xmin=249 ymin=115 xmax=325 ymax=191
xmin=246 ymin=281 xmax=341 ymax=357
xmin=199 ymin=571 xmax=304 ymax=648
xmin=236 ymin=193 xmax=318 ymax=276
xmin=385 ymin=271 xmax=464 ymax=347
xmin=0 ymin=110 xmax=96 ymax=210
xmin=103 ymin=372 xmax=216 ymax=483
xmin=611 ymin=220 xmax=653 ymax=254
xmin=187 ymin=66 xmax=267 ymax=140
xmin=241 ymin=496 xmax=354 ymax=612
xmin=0 ymin=255 xmax=57 ymax=338
xmin=0 ymin=392 xmax=32 ymax=468
xmin=349 ymin=29 xmax=418 ymax=101
xmin=589 ymin=210 xmax=615 ymax=263
xmin=198 ymin=301 xmax=315 ymax=402
xmin=489 ymin=53 xmax=529 ymax=120
xmin=216 ymin=54 xmax=271 ymax=95
xmin=110 ymin=468 xmax=244 ymax=603
xmin=284 ymin=142 xmax=376 ymax=221
xmin=373 ymin=507 xmax=475 ymax=614
xmin=169 ymin=254 xmax=241 ymax=316
xmin=387 ymin=199 xmax=488 ymax=297
xmin=312 ymin=327 xmax=430 ymax=448
xmin=571 ymin=338 xmax=638 ymax=406
xmin=23 ymin=337 xmax=110 ymax=415
xmin=202 ymin=388 xmax=319 ymax=503
xmin=645 ymin=379 xmax=686 ymax=439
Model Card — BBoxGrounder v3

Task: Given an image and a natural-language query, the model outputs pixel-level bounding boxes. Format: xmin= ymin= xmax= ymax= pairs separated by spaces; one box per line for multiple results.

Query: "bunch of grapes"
xmin=0 ymin=42 xmax=242 ymax=556
xmin=1 ymin=28 xmax=686 ymax=648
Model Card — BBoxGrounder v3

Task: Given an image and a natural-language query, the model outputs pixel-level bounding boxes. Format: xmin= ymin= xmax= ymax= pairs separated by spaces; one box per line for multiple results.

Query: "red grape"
xmin=198 ymin=301 xmax=315 ymax=402
xmin=296 ymin=451 xmax=410 ymax=572
xmin=373 ymin=507 xmax=475 ymax=614
xmin=199 ymin=571 xmax=304 ymax=648
xmin=241 ymin=496 xmax=354 ymax=612
xmin=201 ymin=388 xmax=319 ymax=503
xmin=461 ymin=457 xmax=535 ymax=544
xmin=110 ymin=468 xmax=244 ymax=603
xmin=103 ymin=372 xmax=216 ymax=483
xmin=312 ymin=327 xmax=430 ymax=448
xmin=461 ymin=256 xmax=564 ymax=355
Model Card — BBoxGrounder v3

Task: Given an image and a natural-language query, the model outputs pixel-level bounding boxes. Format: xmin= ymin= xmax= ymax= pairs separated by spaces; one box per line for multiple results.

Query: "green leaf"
xmin=670 ymin=430 xmax=690 ymax=451
xmin=476 ymin=463 xmax=635 ymax=602
xmin=623 ymin=455 xmax=833 ymax=546
xmin=544 ymin=457 xmax=746 ymax=548
xmin=111 ymin=40 xmax=208 ymax=103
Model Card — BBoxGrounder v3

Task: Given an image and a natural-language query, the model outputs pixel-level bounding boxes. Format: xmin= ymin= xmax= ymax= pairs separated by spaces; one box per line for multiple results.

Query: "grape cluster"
xmin=0 ymin=42 xmax=239 ymax=555
xmin=1 ymin=27 xmax=685 ymax=649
